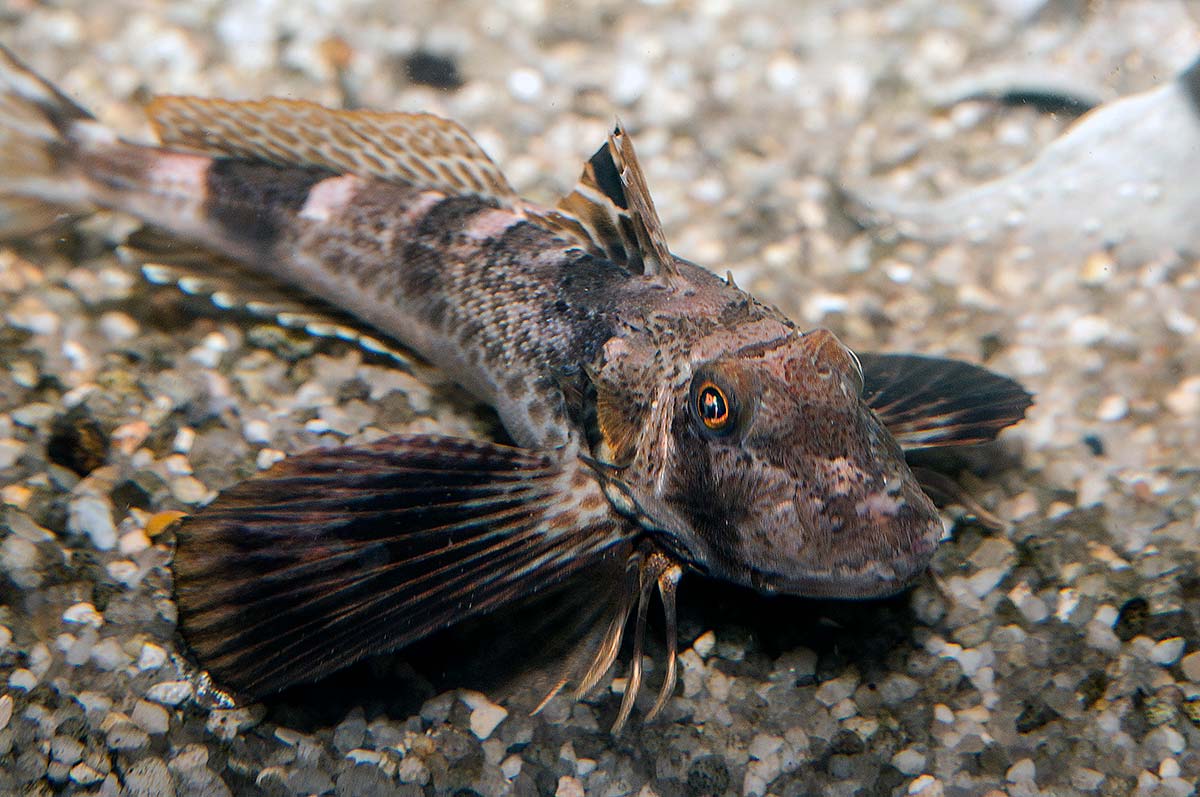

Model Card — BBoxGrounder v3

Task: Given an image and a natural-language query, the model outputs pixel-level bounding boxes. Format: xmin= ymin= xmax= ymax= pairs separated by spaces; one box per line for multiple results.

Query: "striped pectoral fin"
xmin=172 ymin=434 xmax=629 ymax=699
xmin=858 ymin=353 xmax=1034 ymax=450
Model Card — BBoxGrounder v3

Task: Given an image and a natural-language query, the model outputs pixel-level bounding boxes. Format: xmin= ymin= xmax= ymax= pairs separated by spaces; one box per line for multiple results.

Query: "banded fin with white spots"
xmin=172 ymin=434 xmax=631 ymax=697
xmin=859 ymin=353 xmax=1033 ymax=450
xmin=122 ymin=239 xmax=424 ymax=373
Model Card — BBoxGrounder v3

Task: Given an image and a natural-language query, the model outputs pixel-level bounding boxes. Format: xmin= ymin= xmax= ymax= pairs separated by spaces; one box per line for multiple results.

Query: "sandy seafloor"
xmin=2 ymin=1 xmax=1200 ymax=795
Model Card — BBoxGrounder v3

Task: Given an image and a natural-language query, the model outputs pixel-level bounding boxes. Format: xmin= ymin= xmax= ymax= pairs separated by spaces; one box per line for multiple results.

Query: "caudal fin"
xmin=0 ymin=45 xmax=98 ymax=236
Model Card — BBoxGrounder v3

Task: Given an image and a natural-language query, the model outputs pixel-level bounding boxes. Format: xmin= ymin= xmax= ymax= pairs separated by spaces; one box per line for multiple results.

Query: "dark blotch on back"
xmin=206 ymin=160 xmax=332 ymax=248
xmin=417 ymin=195 xmax=498 ymax=245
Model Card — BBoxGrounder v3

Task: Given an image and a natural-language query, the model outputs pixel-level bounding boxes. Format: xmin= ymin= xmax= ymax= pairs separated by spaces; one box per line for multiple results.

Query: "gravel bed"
xmin=2 ymin=1 xmax=1199 ymax=795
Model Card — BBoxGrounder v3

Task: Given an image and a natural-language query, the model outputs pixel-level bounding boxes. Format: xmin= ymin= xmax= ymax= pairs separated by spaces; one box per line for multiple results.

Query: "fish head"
xmin=619 ymin=327 xmax=943 ymax=599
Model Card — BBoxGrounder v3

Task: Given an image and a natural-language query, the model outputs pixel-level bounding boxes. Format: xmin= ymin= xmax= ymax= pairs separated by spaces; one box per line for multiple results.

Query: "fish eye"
xmin=694 ymin=380 xmax=734 ymax=433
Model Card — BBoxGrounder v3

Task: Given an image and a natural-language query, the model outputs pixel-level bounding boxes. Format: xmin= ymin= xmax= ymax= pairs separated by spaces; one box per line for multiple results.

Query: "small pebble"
xmin=122 ymin=757 xmax=174 ymax=797
xmin=145 ymin=680 xmax=193 ymax=707
xmin=1179 ymin=651 xmax=1200 ymax=682
xmin=68 ymin=495 xmax=117 ymax=551
xmin=507 ymin=67 xmax=544 ymax=102
xmin=693 ymin=630 xmax=717 ymax=659
xmin=91 ymin=638 xmax=131 ymax=671
xmin=1007 ymin=759 xmax=1036 ymax=783
xmin=556 ymin=775 xmax=585 ymax=797
xmin=9 ymin=668 xmax=36 ymax=690
xmin=137 ymin=642 xmax=167 ymax=671
xmin=132 ymin=699 xmax=170 ymax=734
xmin=69 ymin=762 xmax=104 ymax=786
xmin=460 ymin=691 xmax=508 ymax=740
xmin=1149 ymin=637 xmax=1186 ymax=666
xmin=62 ymin=602 xmax=104 ymax=628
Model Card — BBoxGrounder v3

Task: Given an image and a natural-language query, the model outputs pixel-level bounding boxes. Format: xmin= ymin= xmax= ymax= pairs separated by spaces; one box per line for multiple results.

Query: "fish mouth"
xmin=750 ymin=533 xmax=939 ymax=600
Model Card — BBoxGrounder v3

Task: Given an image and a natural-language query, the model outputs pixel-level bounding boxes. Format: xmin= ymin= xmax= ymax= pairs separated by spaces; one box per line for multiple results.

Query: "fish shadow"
xmin=256 ymin=568 xmax=926 ymax=733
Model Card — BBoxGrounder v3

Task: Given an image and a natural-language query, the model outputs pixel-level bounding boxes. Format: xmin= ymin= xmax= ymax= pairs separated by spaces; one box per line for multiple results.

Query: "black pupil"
xmin=700 ymin=387 xmax=727 ymax=423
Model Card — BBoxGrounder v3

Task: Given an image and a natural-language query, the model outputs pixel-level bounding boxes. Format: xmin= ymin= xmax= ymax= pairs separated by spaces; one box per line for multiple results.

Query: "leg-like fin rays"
xmin=531 ymin=545 xmax=685 ymax=734
xmin=646 ymin=561 xmax=682 ymax=722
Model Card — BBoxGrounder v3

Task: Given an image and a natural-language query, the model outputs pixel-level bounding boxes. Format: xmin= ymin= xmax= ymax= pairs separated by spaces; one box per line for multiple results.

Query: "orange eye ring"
xmin=696 ymin=381 xmax=731 ymax=431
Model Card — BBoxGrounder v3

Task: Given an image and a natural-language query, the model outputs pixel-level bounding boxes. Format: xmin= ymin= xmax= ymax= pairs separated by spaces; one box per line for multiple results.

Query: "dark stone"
xmin=863 ymin=764 xmax=904 ymax=797
xmin=829 ymin=730 xmax=865 ymax=756
xmin=111 ymin=478 xmax=152 ymax=511
xmin=1015 ymin=700 xmax=1059 ymax=734
xmin=685 ymin=755 xmax=731 ymax=796
xmin=1077 ymin=670 xmax=1108 ymax=709
xmin=336 ymin=377 xmax=371 ymax=404
xmin=1114 ymin=597 xmax=1149 ymax=641
xmin=46 ymin=406 xmax=108 ymax=476
xmin=404 ymin=51 xmax=464 ymax=90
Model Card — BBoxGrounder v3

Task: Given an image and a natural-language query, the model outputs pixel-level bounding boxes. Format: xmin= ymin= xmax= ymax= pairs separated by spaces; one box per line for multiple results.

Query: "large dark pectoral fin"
xmin=172 ymin=435 xmax=627 ymax=699
xmin=858 ymin=353 xmax=1033 ymax=450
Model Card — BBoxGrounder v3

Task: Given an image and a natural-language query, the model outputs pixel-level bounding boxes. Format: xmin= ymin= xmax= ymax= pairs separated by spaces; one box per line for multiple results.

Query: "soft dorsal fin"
xmin=553 ymin=123 xmax=676 ymax=278
xmin=147 ymin=96 xmax=518 ymax=204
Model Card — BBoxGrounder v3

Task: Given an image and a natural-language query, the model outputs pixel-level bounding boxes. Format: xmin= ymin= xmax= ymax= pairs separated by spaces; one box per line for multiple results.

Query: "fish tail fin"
xmin=0 ymin=44 xmax=103 ymax=237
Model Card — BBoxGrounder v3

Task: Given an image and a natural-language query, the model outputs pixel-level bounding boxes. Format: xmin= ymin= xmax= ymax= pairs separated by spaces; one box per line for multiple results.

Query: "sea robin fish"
xmin=0 ymin=46 xmax=1030 ymax=731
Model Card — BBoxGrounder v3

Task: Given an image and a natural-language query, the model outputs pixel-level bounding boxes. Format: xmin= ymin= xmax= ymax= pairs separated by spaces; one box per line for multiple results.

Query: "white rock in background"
xmin=68 ymin=495 xmax=117 ymax=551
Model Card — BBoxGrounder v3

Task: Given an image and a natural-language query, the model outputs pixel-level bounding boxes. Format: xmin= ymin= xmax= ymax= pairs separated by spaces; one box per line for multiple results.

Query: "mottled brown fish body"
xmin=0 ymin=45 xmax=1032 ymax=730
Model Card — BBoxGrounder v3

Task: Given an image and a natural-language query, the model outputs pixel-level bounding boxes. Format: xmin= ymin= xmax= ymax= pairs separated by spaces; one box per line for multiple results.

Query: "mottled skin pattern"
xmin=193 ymin=160 xmax=942 ymax=598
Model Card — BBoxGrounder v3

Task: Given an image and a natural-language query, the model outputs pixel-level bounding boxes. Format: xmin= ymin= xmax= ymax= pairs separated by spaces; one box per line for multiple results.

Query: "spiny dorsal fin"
xmin=147 ymin=96 xmax=518 ymax=205
xmin=553 ymin=122 xmax=676 ymax=279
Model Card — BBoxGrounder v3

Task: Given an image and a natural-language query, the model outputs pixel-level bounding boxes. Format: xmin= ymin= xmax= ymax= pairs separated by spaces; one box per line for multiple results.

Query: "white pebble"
xmin=507 ymin=68 xmax=544 ymax=102
xmin=892 ymin=748 xmax=926 ymax=775
xmin=9 ymin=668 xmax=36 ymax=690
xmin=907 ymin=774 xmax=942 ymax=796
xmin=1067 ymin=315 xmax=1111 ymax=346
xmin=0 ymin=694 xmax=12 ymax=731
xmin=68 ymin=495 xmax=117 ymax=551
xmin=137 ymin=642 xmax=167 ymax=671
xmin=1165 ymin=376 xmax=1200 ymax=416
xmin=1149 ymin=637 xmax=1186 ymax=666
xmin=91 ymin=638 xmax=131 ymax=671
xmin=243 ymin=419 xmax=272 ymax=444
xmin=748 ymin=733 xmax=783 ymax=760
xmin=555 ymin=776 xmax=585 ymax=797
xmin=1095 ymin=394 xmax=1128 ymax=422
xmin=256 ymin=448 xmax=286 ymax=470
xmin=692 ymin=630 xmax=716 ymax=659
xmin=1007 ymin=758 xmax=1036 ymax=783
xmin=98 ymin=311 xmax=139 ymax=342
xmin=172 ymin=427 xmax=196 ymax=454
xmin=170 ymin=476 xmax=208 ymax=504
xmin=146 ymin=680 xmax=193 ymax=707
xmin=118 ymin=530 xmax=151 ymax=556
xmin=132 ymin=699 xmax=170 ymax=734
xmin=69 ymin=762 xmax=103 ymax=785
xmin=460 ymin=690 xmax=508 ymax=740
xmin=501 ymin=754 xmax=523 ymax=780
xmin=62 ymin=602 xmax=104 ymax=628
